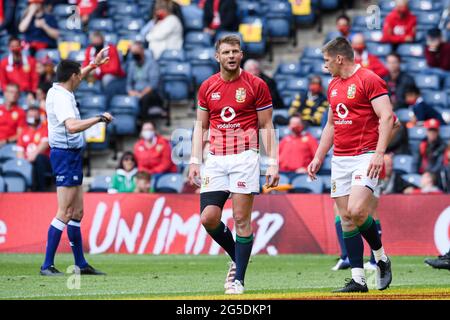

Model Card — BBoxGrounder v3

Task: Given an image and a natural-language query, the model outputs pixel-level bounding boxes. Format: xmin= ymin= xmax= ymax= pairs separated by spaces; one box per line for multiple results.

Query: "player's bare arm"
xmin=308 ymin=107 xmax=334 ymax=180
xmin=257 ymin=107 xmax=280 ymax=188
xmin=368 ymin=94 xmax=394 ymax=179
xmin=189 ymin=108 xmax=209 ymax=186
xmin=65 ymin=112 xmax=113 ymax=134
xmin=80 ymin=47 xmax=110 ymax=80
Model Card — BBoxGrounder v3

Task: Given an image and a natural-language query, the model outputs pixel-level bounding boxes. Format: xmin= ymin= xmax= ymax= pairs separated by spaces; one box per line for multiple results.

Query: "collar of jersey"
xmin=219 ymin=68 xmax=243 ymax=83
xmin=52 ymin=82 xmax=75 ymax=97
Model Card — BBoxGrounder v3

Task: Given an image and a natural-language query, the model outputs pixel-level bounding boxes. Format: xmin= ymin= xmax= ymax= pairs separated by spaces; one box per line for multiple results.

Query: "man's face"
xmin=9 ymin=40 xmax=21 ymax=56
xmin=4 ymin=85 xmax=19 ymax=104
xmin=27 ymin=109 xmax=40 ymax=126
xmin=71 ymin=69 xmax=83 ymax=90
xmin=386 ymin=55 xmax=400 ymax=74
xmin=323 ymin=52 xmax=339 ymax=77
xmin=136 ymin=179 xmax=150 ymax=192
xmin=244 ymin=62 xmax=260 ymax=77
xmin=421 ymin=172 xmax=433 ymax=188
xmin=216 ymin=43 xmax=243 ymax=73
xmin=91 ymin=35 xmax=104 ymax=50
xmin=426 ymin=129 xmax=439 ymax=143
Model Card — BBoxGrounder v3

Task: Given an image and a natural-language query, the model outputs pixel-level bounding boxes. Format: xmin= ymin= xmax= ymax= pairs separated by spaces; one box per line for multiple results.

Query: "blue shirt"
xmin=24 ymin=14 xmax=58 ymax=48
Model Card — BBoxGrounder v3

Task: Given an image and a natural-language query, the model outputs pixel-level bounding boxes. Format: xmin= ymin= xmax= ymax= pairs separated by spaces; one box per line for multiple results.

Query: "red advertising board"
xmin=0 ymin=193 xmax=449 ymax=255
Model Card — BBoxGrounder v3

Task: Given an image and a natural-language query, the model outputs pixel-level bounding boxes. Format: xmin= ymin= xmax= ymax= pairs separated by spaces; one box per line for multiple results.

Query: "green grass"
xmin=0 ymin=254 xmax=449 ymax=299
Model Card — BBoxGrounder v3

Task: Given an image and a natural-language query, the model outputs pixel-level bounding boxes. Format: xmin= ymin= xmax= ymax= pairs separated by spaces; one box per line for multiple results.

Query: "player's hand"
xmin=265 ymin=165 xmax=280 ymax=188
xmin=94 ymin=47 xmax=110 ymax=66
xmin=307 ymin=157 xmax=322 ymax=180
xmin=99 ymin=112 xmax=113 ymax=124
xmin=188 ymin=164 xmax=201 ymax=187
xmin=34 ymin=18 xmax=46 ymax=29
xmin=367 ymin=151 xmax=384 ymax=179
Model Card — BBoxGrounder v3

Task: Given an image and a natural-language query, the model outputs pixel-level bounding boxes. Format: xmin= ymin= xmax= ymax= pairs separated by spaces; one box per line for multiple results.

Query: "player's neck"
xmin=59 ymin=82 xmax=74 ymax=93
xmin=339 ymin=63 xmax=359 ymax=79
xmin=220 ymin=68 xmax=241 ymax=82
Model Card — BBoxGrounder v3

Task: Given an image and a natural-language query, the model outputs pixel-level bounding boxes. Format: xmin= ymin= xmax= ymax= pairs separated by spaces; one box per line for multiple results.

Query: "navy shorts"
xmin=50 ymin=148 xmax=84 ymax=187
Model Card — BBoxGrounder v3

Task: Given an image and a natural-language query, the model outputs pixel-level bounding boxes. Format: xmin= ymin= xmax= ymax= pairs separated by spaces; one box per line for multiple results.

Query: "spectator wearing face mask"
xmin=279 ymin=114 xmax=318 ymax=175
xmin=404 ymin=85 xmax=445 ymax=125
xmin=352 ymin=33 xmax=389 ymax=78
xmin=83 ymin=31 xmax=125 ymax=87
xmin=126 ymin=41 xmax=164 ymax=120
xmin=335 ymin=14 xmax=352 ymax=39
xmin=16 ymin=106 xmax=52 ymax=191
xmin=425 ymin=28 xmax=450 ymax=71
xmin=383 ymin=53 xmax=415 ymax=110
xmin=0 ymin=36 xmax=39 ymax=95
xmin=288 ymin=75 xmax=329 ymax=126
xmin=382 ymin=0 xmax=416 ymax=45
xmin=74 ymin=0 xmax=108 ymax=28
xmin=133 ymin=121 xmax=177 ymax=175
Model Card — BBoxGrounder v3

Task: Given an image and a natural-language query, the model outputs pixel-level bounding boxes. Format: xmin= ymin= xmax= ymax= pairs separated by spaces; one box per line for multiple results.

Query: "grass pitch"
xmin=0 ymin=254 xmax=449 ymax=300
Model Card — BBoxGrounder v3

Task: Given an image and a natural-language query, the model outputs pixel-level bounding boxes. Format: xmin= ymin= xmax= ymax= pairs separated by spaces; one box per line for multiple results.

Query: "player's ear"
xmin=214 ymin=51 xmax=220 ymax=63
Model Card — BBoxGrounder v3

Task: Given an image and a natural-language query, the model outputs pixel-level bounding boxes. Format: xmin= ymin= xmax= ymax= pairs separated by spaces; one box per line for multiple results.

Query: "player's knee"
xmin=200 ymin=209 xmax=221 ymax=229
xmin=233 ymin=211 xmax=251 ymax=230
xmin=72 ymin=208 xmax=84 ymax=221
xmin=341 ymin=217 xmax=356 ymax=231
xmin=347 ymin=204 xmax=366 ymax=222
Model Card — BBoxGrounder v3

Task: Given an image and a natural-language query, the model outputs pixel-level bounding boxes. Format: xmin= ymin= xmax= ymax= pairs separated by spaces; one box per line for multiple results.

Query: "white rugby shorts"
xmin=330 ymin=152 xmax=378 ymax=198
xmin=200 ymin=149 xmax=260 ymax=194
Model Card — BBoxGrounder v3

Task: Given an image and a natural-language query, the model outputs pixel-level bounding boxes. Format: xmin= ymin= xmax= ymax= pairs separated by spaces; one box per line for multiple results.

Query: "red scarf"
xmin=0 ymin=1 xmax=4 ymax=25
xmin=209 ymin=0 xmax=221 ymax=29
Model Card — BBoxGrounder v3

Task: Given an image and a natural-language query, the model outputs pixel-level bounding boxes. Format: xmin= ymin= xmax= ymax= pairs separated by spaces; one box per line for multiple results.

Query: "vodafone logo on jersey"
xmin=334 ymin=103 xmax=352 ymax=125
xmin=217 ymin=106 xmax=241 ymax=129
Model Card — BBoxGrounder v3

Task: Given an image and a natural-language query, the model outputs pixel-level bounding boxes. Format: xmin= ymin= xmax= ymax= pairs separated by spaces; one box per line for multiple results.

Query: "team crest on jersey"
xmin=331 ymin=180 xmax=336 ymax=193
xmin=347 ymin=84 xmax=356 ymax=99
xmin=11 ymin=111 xmax=18 ymax=121
xmin=235 ymin=88 xmax=246 ymax=103
xmin=34 ymin=133 xmax=41 ymax=143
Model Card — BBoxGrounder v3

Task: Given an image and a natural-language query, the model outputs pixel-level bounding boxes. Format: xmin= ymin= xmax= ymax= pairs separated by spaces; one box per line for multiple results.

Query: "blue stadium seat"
xmin=408 ymin=126 xmax=427 ymax=140
xmin=53 ymin=4 xmax=76 ymax=18
xmin=35 ymin=49 xmax=61 ymax=64
xmin=363 ymin=30 xmax=384 ymax=43
xmin=309 ymin=60 xmax=327 ymax=74
xmin=292 ymin=1 xmax=316 ymax=25
xmin=238 ymin=1 xmax=265 ymax=18
xmin=324 ymin=31 xmax=342 ymax=44
xmin=320 ymin=75 xmax=332 ymax=91
xmin=409 ymin=0 xmax=442 ymax=12
xmin=395 ymin=109 xmax=414 ymax=123
xmin=401 ymin=173 xmax=422 ymax=188
xmin=276 ymin=62 xmax=302 ymax=77
xmin=0 ymin=144 xmax=17 ymax=163
xmin=279 ymin=91 xmax=297 ymax=109
xmin=59 ymin=33 xmax=88 ymax=47
xmin=397 ymin=44 xmax=425 ymax=58
xmin=265 ymin=1 xmax=293 ymax=39
xmin=440 ymin=125 xmax=450 ymax=140
xmin=302 ymin=46 xmax=323 ymax=60
xmin=403 ymin=58 xmax=429 ymax=74
xmin=320 ymin=0 xmax=340 ymax=10
xmin=366 ymin=42 xmax=392 ymax=57
xmin=306 ymin=126 xmax=322 ymax=140
xmin=2 ymin=158 xmax=32 ymax=187
xmin=67 ymin=50 xmax=86 ymax=64
xmin=277 ymin=126 xmax=291 ymax=140
xmin=77 ymin=81 xmax=102 ymax=95
xmin=290 ymin=175 xmax=323 ymax=193
xmin=89 ymin=175 xmax=111 ymax=192
xmin=187 ymin=48 xmax=217 ymax=87
xmin=379 ymin=0 xmax=396 ymax=14
xmin=158 ymin=49 xmax=186 ymax=66
xmin=318 ymin=154 xmax=332 ymax=175
xmin=111 ymin=114 xmax=137 ymax=135
xmin=272 ymin=109 xmax=290 ymax=125
xmin=422 ymin=90 xmax=448 ymax=108
xmin=103 ymin=32 xmax=119 ymax=45
xmin=155 ymin=173 xmax=184 ymax=193
xmin=414 ymin=74 xmax=440 ymax=91
xmin=0 ymin=176 xmax=5 ymax=192
xmin=88 ymin=18 xmax=115 ymax=32
xmin=117 ymin=18 xmax=145 ymax=35
xmin=109 ymin=95 xmax=139 ymax=115
xmin=415 ymin=11 xmax=440 ymax=28
xmin=184 ymin=32 xmax=213 ymax=50
xmin=79 ymin=95 xmax=107 ymax=113
xmin=2 ymin=175 xmax=26 ymax=192
xmin=240 ymin=16 xmax=267 ymax=56
xmin=108 ymin=3 xmax=140 ymax=18
xmin=181 ymin=5 xmax=204 ymax=32
xmin=161 ymin=62 xmax=192 ymax=101
xmin=285 ymin=77 xmax=309 ymax=92
xmin=393 ymin=154 xmax=415 ymax=174
xmin=320 ymin=174 xmax=332 ymax=192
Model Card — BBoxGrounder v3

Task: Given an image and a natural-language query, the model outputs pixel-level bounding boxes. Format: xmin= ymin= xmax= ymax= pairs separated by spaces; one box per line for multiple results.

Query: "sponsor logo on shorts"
xmin=354 ymin=175 xmax=362 ymax=180
xmin=202 ymin=176 xmax=210 ymax=187
xmin=73 ymin=176 xmax=79 ymax=181
xmin=211 ymin=92 xmax=221 ymax=100
xmin=237 ymin=181 xmax=247 ymax=188
xmin=331 ymin=180 xmax=336 ymax=193
xmin=56 ymin=175 xmax=65 ymax=182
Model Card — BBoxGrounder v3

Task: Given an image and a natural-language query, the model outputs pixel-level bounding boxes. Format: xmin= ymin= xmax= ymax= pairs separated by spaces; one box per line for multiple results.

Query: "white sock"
xmin=351 ymin=268 xmax=366 ymax=286
xmin=51 ymin=218 xmax=66 ymax=231
xmin=373 ymin=246 xmax=388 ymax=263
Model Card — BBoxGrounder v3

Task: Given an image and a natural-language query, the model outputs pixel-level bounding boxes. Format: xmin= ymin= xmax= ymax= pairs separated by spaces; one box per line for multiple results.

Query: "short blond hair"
xmin=322 ymin=36 xmax=354 ymax=61
xmin=215 ymin=35 xmax=241 ymax=52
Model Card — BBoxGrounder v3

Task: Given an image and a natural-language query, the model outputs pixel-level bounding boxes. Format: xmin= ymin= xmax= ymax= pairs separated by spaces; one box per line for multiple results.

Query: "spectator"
xmin=133 ymin=121 xmax=177 ymax=175
xmin=386 ymin=118 xmax=410 ymax=154
xmin=418 ymin=118 xmax=448 ymax=174
xmin=16 ymin=106 xmax=52 ymax=191
xmin=379 ymin=153 xmax=415 ymax=194
xmin=26 ymin=82 xmax=51 ymax=126
xmin=0 ymin=0 xmax=17 ymax=35
xmin=74 ymin=0 xmax=108 ymax=28
xmin=279 ymin=115 xmax=318 ymax=174
xmin=405 ymin=85 xmax=445 ymax=125
xmin=18 ymin=0 xmax=59 ymax=51
xmin=0 ymin=37 xmax=39 ymax=95
xmin=83 ymin=31 xmax=125 ymax=88
xmin=36 ymin=54 xmax=56 ymax=89
xmin=425 ymin=28 xmax=450 ymax=71
xmin=243 ymin=59 xmax=284 ymax=109
xmin=126 ymin=41 xmax=164 ymax=120
xmin=108 ymin=151 xmax=138 ymax=193
xmin=140 ymin=0 xmax=185 ymax=39
xmin=352 ymin=33 xmax=388 ymax=78
xmin=335 ymin=14 xmax=352 ymax=39
xmin=145 ymin=2 xmax=183 ymax=60
xmin=288 ymin=75 xmax=328 ymax=126
xmin=404 ymin=171 xmax=443 ymax=194
xmin=0 ymin=84 xmax=26 ymax=146
xmin=382 ymin=0 xmax=416 ymax=45
xmin=134 ymin=171 xmax=153 ymax=193
xmin=384 ymin=53 xmax=415 ymax=110
xmin=201 ymin=0 xmax=239 ymax=37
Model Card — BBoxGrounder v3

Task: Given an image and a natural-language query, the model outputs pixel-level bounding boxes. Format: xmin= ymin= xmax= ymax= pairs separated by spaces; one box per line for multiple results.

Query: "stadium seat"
xmin=35 ymin=49 xmax=61 ymax=64
xmin=401 ymin=173 xmax=422 ymax=188
xmin=67 ymin=50 xmax=86 ymax=64
xmin=379 ymin=0 xmax=396 ymax=13
xmin=320 ymin=174 xmax=332 ymax=193
xmin=393 ymin=154 xmax=415 ymax=174
xmin=395 ymin=109 xmax=414 ymax=123
xmin=403 ymin=59 xmax=429 ymax=74
xmin=265 ymin=1 xmax=293 ymax=39
xmin=302 ymin=46 xmax=323 ymax=60
xmin=2 ymin=158 xmax=32 ymax=187
xmin=109 ymin=95 xmax=139 ymax=115
xmin=414 ymin=74 xmax=440 ymax=91
xmin=324 ymin=31 xmax=342 ymax=44
xmin=415 ymin=11 xmax=440 ymax=28
xmin=89 ymin=175 xmax=111 ymax=192
xmin=422 ymin=90 xmax=448 ymax=108
xmin=276 ymin=62 xmax=302 ymax=77
xmin=277 ymin=126 xmax=291 ymax=140
xmin=108 ymin=3 xmax=140 ymax=18
xmin=409 ymin=0 xmax=442 ymax=12
xmin=155 ymin=173 xmax=184 ymax=193
xmin=77 ymin=81 xmax=102 ymax=95
xmin=0 ymin=144 xmax=17 ymax=163
xmin=239 ymin=16 xmax=267 ymax=56
xmin=397 ymin=44 xmax=425 ymax=58
xmin=363 ymin=30 xmax=383 ymax=43
xmin=366 ymin=43 xmax=392 ymax=58
xmin=306 ymin=126 xmax=322 ymax=140
xmin=285 ymin=77 xmax=309 ymax=92
xmin=279 ymin=90 xmax=297 ymax=108
xmin=184 ymin=32 xmax=213 ymax=50
xmin=88 ymin=18 xmax=115 ymax=32
xmin=53 ymin=4 xmax=75 ymax=18
xmin=103 ymin=32 xmax=119 ymax=45
xmin=440 ymin=125 xmax=450 ymax=140
xmin=158 ymin=49 xmax=186 ymax=68
xmin=161 ymin=62 xmax=192 ymax=101
xmin=2 ymin=175 xmax=27 ymax=192
xmin=292 ymin=0 xmax=316 ymax=25
xmin=320 ymin=0 xmax=340 ymax=10
xmin=181 ymin=5 xmax=204 ymax=32
xmin=59 ymin=32 xmax=88 ymax=48
xmin=320 ymin=75 xmax=332 ymax=91
xmin=187 ymin=48 xmax=217 ymax=87
xmin=79 ymin=95 xmax=107 ymax=113
xmin=273 ymin=109 xmax=290 ymax=125
xmin=0 ymin=176 xmax=6 ymax=192
xmin=318 ymin=154 xmax=332 ymax=175
xmin=290 ymin=174 xmax=323 ymax=193
xmin=117 ymin=18 xmax=145 ymax=36
xmin=309 ymin=60 xmax=327 ymax=74
xmin=238 ymin=0 xmax=265 ymax=18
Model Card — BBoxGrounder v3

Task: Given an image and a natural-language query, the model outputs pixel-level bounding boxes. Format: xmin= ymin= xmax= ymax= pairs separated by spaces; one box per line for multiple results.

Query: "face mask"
xmin=132 ymin=53 xmax=142 ymax=62
xmin=337 ymin=25 xmax=350 ymax=35
xmin=291 ymin=125 xmax=304 ymax=135
xmin=142 ymin=130 xmax=155 ymax=141
xmin=352 ymin=44 xmax=365 ymax=54
xmin=11 ymin=47 xmax=22 ymax=55
xmin=27 ymin=116 xmax=39 ymax=126
xmin=155 ymin=9 xmax=168 ymax=20
xmin=309 ymin=83 xmax=322 ymax=94
xmin=397 ymin=6 xmax=408 ymax=15
xmin=94 ymin=44 xmax=104 ymax=54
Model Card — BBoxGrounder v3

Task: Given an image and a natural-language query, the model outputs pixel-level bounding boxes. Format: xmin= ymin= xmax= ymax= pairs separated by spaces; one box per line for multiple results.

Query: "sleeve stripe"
xmin=197 ymin=105 xmax=208 ymax=111
xmin=369 ymin=93 xmax=389 ymax=102
xmin=256 ymin=104 xmax=273 ymax=111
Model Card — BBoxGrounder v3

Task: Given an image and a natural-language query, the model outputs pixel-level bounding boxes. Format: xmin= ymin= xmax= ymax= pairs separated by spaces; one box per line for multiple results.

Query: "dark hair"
xmin=336 ymin=14 xmax=351 ymax=24
xmin=8 ymin=36 xmax=20 ymax=45
xmin=215 ymin=34 xmax=241 ymax=52
xmin=387 ymin=52 xmax=402 ymax=62
xmin=38 ymin=82 xmax=52 ymax=95
xmin=427 ymin=28 xmax=441 ymax=39
xmin=309 ymin=74 xmax=322 ymax=84
xmin=56 ymin=59 xmax=81 ymax=82
xmin=290 ymin=113 xmax=302 ymax=120
xmin=322 ymin=36 xmax=354 ymax=60
xmin=405 ymin=84 xmax=421 ymax=96
xmin=118 ymin=151 xmax=137 ymax=170
xmin=136 ymin=171 xmax=151 ymax=182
